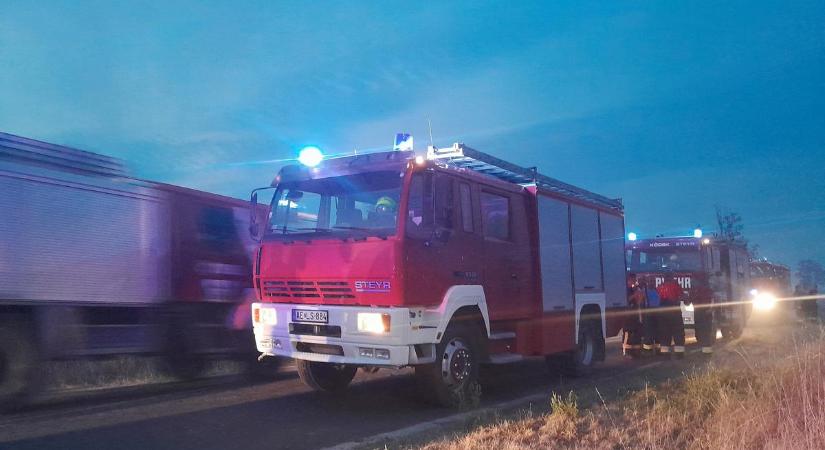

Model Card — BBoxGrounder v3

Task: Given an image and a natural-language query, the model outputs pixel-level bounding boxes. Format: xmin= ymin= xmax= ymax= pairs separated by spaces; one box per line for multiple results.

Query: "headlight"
xmin=253 ymin=306 xmax=277 ymax=325
xmin=357 ymin=312 xmax=391 ymax=333
xmin=753 ymin=292 xmax=777 ymax=311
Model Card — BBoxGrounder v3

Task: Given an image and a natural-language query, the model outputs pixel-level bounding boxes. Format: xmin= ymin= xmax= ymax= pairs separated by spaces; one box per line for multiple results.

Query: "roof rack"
xmin=0 ymin=131 xmax=128 ymax=177
xmin=426 ymin=143 xmax=622 ymax=211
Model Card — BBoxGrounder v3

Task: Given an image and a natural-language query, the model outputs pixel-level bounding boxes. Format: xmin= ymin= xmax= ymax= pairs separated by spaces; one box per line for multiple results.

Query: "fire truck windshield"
xmin=266 ymin=170 xmax=404 ymax=239
xmin=627 ymin=248 xmax=703 ymax=272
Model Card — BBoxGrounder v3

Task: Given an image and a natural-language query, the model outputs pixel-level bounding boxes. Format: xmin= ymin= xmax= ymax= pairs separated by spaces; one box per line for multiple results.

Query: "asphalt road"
xmin=0 ymin=335 xmax=693 ymax=450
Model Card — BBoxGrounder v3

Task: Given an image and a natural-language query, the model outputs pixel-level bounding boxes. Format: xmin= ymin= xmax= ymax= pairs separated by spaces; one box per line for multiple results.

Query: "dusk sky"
xmin=1 ymin=1 xmax=823 ymax=271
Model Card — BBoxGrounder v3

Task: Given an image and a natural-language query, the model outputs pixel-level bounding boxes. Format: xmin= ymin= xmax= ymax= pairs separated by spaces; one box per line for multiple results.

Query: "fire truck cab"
xmin=251 ymin=143 xmax=626 ymax=407
xmin=626 ymin=236 xmax=752 ymax=339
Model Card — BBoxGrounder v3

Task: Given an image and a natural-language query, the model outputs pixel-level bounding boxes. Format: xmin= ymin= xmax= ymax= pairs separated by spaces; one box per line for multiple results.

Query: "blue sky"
xmin=1 ymin=1 xmax=823 ymax=271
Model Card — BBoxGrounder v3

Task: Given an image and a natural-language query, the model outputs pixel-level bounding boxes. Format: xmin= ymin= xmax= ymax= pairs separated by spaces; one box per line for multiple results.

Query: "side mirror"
xmin=249 ymin=192 xmax=260 ymax=240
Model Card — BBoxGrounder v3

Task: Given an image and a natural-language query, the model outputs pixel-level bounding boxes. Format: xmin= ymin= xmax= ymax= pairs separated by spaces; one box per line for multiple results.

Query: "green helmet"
xmin=375 ymin=196 xmax=397 ymax=213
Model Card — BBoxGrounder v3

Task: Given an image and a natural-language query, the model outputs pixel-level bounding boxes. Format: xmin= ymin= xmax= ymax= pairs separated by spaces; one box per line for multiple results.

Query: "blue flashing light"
xmin=627 ymin=232 xmax=637 ymax=241
xmin=298 ymin=146 xmax=324 ymax=167
xmin=693 ymin=228 xmax=703 ymax=238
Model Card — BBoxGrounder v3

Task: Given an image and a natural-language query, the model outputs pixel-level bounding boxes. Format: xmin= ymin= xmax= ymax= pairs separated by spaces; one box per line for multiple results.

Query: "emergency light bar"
xmin=427 ymin=143 xmax=623 ymax=211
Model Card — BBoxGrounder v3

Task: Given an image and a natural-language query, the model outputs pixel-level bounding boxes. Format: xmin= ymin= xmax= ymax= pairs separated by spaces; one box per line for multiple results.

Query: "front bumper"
xmin=252 ymin=303 xmax=435 ymax=367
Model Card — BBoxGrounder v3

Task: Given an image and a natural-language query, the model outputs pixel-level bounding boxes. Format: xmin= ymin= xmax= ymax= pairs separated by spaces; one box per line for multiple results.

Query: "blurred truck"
xmin=0 ymin=132 xmax=265 ymax=407
xmin=250 ymin=143 xmax=627 ymax=407
xmin=626 ymin=235 xmax=752 ymax=338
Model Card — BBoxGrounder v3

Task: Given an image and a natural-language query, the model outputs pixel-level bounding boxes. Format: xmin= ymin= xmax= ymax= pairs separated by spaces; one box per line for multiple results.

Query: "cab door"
xmin=402 ymin=171 xmax=482 ymax=306
xmin=479 ymin=186 xmax=535 ymax=320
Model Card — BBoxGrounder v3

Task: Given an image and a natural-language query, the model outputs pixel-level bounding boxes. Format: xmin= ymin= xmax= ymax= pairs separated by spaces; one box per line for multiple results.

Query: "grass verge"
xmin=414 ymin=324 xmax=825 ymax=450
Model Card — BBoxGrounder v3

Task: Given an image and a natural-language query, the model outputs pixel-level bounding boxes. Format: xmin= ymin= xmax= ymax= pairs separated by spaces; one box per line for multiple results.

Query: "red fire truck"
xmin=750 ymin=259 xmax=792 ymax=314
xmin=250 ymin=143 xmax=627 ymax=407
xmin=0 ymin=132 xmax=265 ymax=408
xmin=625 ymin=235 xmax=752 ymax=339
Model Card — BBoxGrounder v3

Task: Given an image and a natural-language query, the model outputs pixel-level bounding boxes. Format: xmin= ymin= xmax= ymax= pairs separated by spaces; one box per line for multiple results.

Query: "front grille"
xmin=262 ymin=280 xmax=355 ymax=299
xmin=289 ymin=323 xmax=342 ymax=338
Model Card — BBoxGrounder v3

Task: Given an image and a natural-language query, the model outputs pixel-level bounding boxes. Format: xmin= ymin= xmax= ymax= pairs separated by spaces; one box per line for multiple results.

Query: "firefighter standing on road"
xmin=623 ymin=274 xmax=644 ymax=357
xmin=657 ymin=273 xmax=686 ymax=358
xmin=692 ymin=279 xmax=715 ymax=355
xmin=640 ymin=279 xmax=660 ymax=355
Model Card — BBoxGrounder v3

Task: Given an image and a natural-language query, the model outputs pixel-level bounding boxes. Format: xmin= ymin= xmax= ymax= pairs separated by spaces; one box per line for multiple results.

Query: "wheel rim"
xmin=441 ymin=338 xmax=472 ymax=386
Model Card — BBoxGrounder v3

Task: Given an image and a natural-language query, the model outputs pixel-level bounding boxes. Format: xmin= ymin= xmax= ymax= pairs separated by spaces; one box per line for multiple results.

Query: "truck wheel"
xmin=415 ymin=322 xmax=482 ymax=409
xmin=296 ymin=360 xmax=356 ymax=393
xmin=0 ymin=323 xmax=38 ymax=411
xmin=720 ymin=325 xmax=743 ymax=340
xmin=547 ymin=319 xmax=599 ymax=377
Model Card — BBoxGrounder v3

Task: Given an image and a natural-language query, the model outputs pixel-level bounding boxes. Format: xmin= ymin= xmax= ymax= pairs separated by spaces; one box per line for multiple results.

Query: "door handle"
xmin=511 ymin=273 xmax=518 ymax=279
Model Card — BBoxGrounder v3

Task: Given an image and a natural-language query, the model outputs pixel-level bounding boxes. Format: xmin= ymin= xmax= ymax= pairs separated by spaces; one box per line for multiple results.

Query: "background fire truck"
xmin=251 ymin=142 xmax=627 ymax=407
xmin=750 ymin=259 xmax=792 ymax=314
xmin=626 ymin=235 xmax=752 ymax=339
xmin=0 ymin=132 xmax=264 ymax=408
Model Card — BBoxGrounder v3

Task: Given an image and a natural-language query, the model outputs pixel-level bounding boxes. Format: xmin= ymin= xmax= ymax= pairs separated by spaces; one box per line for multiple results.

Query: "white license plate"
xmin=292 ymin=309 xmax=328 ymax=324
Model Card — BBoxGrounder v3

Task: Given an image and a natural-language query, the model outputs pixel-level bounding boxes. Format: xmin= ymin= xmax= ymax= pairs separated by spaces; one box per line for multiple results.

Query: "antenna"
xmin=427 ymin=118 xmax=434 ymax=147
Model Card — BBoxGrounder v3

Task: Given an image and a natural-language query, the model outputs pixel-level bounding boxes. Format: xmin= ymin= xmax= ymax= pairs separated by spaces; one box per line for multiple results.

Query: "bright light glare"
xmin=357 ymin=312 xmax=389 ymax=333
xmin=298 ymin=146 xmax=324 ymax=167
xmin=753 ymin=292 xmax=777 ymax=311
xmin=703 ymin=238 xmax=711 ymax=245
xmin=414 ymin=155 xmax=425 ymax=165
xmin=628 ymin=232 xmax=638 ymax=241
xmin=694 ymin=228 xmax=703 ymax=238
xmin=749 ymin=288 xmax=759 ymax=297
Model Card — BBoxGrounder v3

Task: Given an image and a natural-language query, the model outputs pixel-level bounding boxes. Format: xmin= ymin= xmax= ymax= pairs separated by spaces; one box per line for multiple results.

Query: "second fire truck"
xmin=250 ymin=143 xmax=627 ymax=407
xmin=626 ymin=235 xmax=753 ymax=339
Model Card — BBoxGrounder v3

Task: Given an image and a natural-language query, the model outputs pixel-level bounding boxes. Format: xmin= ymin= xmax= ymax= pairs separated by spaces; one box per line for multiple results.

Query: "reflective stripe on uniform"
xmin=659 ymin=346 xmax=671 ymax=353
xmin=642 ymin=344 xmax=654 ymax=350
xmin=673 ymin=345 xmax=685 ymax=353
xmin=701 ymin=347 xmax=714 ymax=354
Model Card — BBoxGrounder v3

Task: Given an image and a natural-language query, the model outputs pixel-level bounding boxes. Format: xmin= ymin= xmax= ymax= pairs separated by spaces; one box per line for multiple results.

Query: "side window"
xmin=480 ymin=191 xmax=509 ymax=240
xmin=434 ymin=174 xmax=454 ymax=229
xmin=406 ymin=172 xmax=432 ymax=239
xmin=459 ymin=183 xmax=473 ymax=232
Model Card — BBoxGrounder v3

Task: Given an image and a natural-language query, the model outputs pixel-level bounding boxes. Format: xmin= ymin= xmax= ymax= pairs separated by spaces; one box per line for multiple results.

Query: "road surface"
xmin=0 ymin=335 xmax=696 ymax=450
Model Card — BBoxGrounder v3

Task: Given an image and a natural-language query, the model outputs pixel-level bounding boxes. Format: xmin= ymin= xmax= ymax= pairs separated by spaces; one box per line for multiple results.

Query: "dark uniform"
xmin=657 ymin=278 xmax=686 ymax=357
xmin=623 ymin=277 xmax=644 ymax=357
xmin=640 ymin=283 xmax=659 ymax=354
xmin=692 ymin=283 xmax=715 ymax=354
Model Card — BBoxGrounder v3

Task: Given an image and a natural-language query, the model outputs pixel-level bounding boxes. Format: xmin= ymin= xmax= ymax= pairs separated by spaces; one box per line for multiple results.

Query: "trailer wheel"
xmin=296 ymin=360 xmax=357 ymax=393
xmin=415 ymin=322 xmax=482 ymax=409
xmin=0 ymin=323 xmax=38 ymax=411
xmin=547 ymin=319 xmax=599 ymax=377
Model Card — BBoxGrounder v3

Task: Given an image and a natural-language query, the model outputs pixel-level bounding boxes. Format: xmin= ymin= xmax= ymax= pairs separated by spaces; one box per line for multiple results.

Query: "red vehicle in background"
xmin=626 ymin=235 xmax=753 ymax=339
xmin=250 ymin=142 xmax=627 ymax=407
xmin=750 ymin=259 xmax=792 ymax=315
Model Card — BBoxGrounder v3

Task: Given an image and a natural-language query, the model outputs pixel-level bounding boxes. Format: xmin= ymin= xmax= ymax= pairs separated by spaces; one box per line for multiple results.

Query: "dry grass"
xmin=418 ymin=325 xmax=825 ymax=450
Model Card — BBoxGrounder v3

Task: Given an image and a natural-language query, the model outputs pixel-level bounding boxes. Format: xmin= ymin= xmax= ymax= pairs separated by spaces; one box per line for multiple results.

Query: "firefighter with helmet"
xmin=657 ymin=271 xmax=686 ymax=358
xmin=372 ymin=196 xmax=398 ymax=228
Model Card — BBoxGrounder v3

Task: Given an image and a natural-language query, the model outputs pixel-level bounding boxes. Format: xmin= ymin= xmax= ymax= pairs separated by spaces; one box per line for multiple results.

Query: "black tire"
xmin=720 ymin=325 xmax=743 ymax=340
xmin=0 ymin=323 xmax=39 ymax=411
xmin=415 ymin=322 xmax=482 ymax=409
xmin=547 ymin=319 xmax=599 ymax=377
xmin=296 ymin=360 xmax=356 ymax=393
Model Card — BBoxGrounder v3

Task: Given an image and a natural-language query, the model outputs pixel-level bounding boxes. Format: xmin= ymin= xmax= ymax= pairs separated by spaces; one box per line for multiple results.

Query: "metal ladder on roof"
xmin=426 ymin=143 xmax=622 ymax=211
